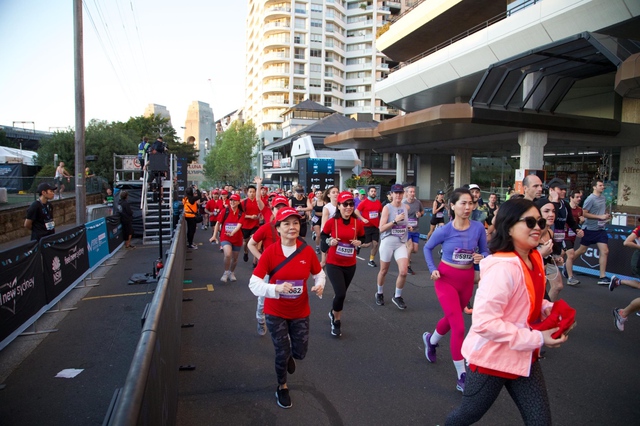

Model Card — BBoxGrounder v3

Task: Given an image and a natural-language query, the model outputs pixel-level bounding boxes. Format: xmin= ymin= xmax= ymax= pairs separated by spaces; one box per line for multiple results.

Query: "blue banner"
xmin=86 ymin=218 xmax=109 ymax=268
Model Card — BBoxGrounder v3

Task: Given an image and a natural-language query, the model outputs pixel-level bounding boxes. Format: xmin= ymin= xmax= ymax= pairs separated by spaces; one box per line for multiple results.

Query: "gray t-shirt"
xmin=583 ymin=193 xmax=607 ymax=231
xmin=403 ymin=198 xmax=424 ymax=232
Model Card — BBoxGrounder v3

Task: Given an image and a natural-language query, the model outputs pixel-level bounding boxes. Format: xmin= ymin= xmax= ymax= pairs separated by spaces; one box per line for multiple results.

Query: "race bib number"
xmin=597 ymin=220 xmax=607 ymax=228
xmin=436 ymin=212 xmax=444 ymax=218
xmin=553 ymin=229 xmax=565 ymax=242
xmin=335 ymin=242 xmax=355 ymax=257
xmin=369 ymin=211 xmax=378 ymax=219
xmin=567 ymin=228 xmax=576 ymax=238
xmin=45 ymin=220 xmax=55 ymax=231
xmin=391 ymin=225 xmax=406 ymax=236
xmin=408 ymin=218 xmax=418 ymax=228
xmin=276 ymin=279 xmax=304 ymax=299
xmin=451 ymin=248 xmax=474 ymax=265
xmin=311 ymin=215 xmax=319 ymax=224
xmin=225 ymin=223 xmax=238 ymax=233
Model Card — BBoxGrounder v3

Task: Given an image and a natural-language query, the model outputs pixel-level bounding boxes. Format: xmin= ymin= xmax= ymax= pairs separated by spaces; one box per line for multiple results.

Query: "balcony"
xmin=263 ymin=67 xmax=290 ymax=78
xmin=265 ymin=6 xmax=292 ymax=19
xmin=263 ymin=52 xmax=290 ymax=64
xmin=264 ymin=21 xmax=291 ymax=36
xmin=263 ymin=84 xmax=290 ymax=94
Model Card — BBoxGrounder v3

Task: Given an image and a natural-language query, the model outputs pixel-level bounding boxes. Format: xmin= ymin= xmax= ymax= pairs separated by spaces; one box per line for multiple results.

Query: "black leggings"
xmin=185 ymin=217 xmax=196 ymax=245
xmin=265 ymin=314 xmax=309 ymax=385
xmin=325 ymin=263 xmax=356 ymax=312
xmin=446 ymin=361 xmax=551 ymax=426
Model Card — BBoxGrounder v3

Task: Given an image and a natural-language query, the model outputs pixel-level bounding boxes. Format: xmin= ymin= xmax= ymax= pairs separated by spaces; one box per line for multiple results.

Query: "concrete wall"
xmin=0 ymin=194 xmax=102 ymax=245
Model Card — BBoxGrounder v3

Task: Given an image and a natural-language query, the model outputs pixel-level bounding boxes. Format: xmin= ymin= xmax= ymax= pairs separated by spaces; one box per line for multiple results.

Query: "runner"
xmin=205 ymin=190 xmax=221 ymax=241
xmin=355 ymin=185 xmax=383 ymax=267
xmin=422 ymin=187 xmax=489 ymax=392
xmin=534 ymin=197 xmax=564 ymax=301
xmin=248 ymin=207 xmax=325 ymax=409
xmin=375 ymin=184 xmax=410 ymax=310
xmin=290 ymin=185 xmax=312 ymax=237
xmin=320 ymin=186 xmax=339 ymax=267
xmin=403 ymin=185 xmax=424 ymax=275
xmin=322 ymin=191 xmax=366 ymax=337
xmin=241 ymin=177 xmax=266 ymax=267
xmin=563 ymin=190 xmax=585 ymax=285
xmin=311 ymin=189 xmax=325 ymax=253
xmin=212 ymin=193 xmax=245 ymax=282
xmin=427 ymin=190 xmax=446 ymax=240
xmin=446 ymin=198 xmax=568 ymax=424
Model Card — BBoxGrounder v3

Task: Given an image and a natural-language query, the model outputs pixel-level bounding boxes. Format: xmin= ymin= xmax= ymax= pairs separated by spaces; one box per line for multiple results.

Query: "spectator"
xmin=118 ymin=190 xmax=135 ymax=248
xmin=24 ymin=182 xmax=56 ymax=241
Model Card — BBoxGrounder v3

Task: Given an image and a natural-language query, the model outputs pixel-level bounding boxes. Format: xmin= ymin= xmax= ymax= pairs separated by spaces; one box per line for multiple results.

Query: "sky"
xmin=0 ymin=0 xmax=248 ymax=135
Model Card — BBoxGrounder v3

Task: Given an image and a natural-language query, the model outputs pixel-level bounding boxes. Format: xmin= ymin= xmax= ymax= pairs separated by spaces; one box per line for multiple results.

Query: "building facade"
xmin=183 ymin=101 xmax=216 ymax=164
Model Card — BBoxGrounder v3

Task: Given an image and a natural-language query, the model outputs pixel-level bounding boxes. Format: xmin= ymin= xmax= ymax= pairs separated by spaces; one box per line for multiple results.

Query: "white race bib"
xmin=391 ymin=225 xmax=406 ymax=236
xmin=336 ymin=242 xmax=355 ymax=257
xmin=225 ymin=223 xmax=238 ymax=233
xmin=45 ymin=220 xmax=55 ymax=231
xmin=369 ymin=211 xmax=378 ymax=219
xmin=451 ymin=248 xmax=474 ymax=265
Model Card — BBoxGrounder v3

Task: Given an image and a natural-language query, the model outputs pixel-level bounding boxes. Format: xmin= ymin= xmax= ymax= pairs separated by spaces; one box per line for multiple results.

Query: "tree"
xmin=204 ymin=120 xmax=258 ymax=186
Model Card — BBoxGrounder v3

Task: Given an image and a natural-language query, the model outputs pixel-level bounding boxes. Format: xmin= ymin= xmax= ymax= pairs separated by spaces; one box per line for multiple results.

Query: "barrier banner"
xmin=106 ymin=215 xmax=123 ymax=253
xmin=86 ymin=218 xmax=109 ymax=268
xmin=573 ymin=225 xmax=635 ymax=279
xmin=41 ymin=226 xmax=90 ymax=303
xmin=0 ymin=241 xmax=46 ymax=344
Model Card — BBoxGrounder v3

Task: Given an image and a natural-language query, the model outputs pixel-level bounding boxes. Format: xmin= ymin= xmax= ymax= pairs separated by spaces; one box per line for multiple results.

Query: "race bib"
xmin=391 ymin=225 xmax=406 ymax=236
xmin=553 ymin=229 xmax=566 ymax=242
xmin=567 ymin=228 xmax=576 ymax=238
xmin=276 ymin=279 xmax=304 ymax=299
xmin=436 ymin=212 xmax=444 ymax=218
xmin=451 ymin=248 xmax=474 ymax=265
xmin=45 ymin=220 xmax=55 ymax=231
xmin=225 ymin=223 xmax=238 ymax=233
xmin=369 ymin=211 xmax=378 ymax=219
xmin=311 ymin=215 xmax=319 ymax=224
xmin=335 ymin=242 xmax=355 ymax=257
xmin=597 ymin=220 xmax=607 ymax=228
xmin=408 ymin=218 xmax=418 ymax=228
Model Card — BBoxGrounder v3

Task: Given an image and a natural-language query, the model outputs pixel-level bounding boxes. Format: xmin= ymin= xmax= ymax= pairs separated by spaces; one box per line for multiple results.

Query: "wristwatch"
xmin=392 ymin=220 xmax=397 ymax=225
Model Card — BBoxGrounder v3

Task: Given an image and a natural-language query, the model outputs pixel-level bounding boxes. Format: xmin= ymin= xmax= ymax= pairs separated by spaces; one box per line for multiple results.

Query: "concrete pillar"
xmin=518 ymin=130 xmax=547 ymax=170
xmin=396 ymin=153 xmax=407 ymax=184
xmin=416 ymin=154 xmax=451 ymax=199
xmin=453 ymin=149 xmax=472 ymax=189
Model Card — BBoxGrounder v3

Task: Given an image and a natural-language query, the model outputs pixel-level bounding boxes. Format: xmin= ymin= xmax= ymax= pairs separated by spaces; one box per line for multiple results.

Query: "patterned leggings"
xmin=265 ymin=314 xmax=309 ymax=385
xmin=446 ymin=361 xmax=551 ymax=426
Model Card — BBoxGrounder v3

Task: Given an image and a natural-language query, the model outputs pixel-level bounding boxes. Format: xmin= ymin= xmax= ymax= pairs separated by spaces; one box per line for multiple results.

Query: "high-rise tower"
xmin=183 ymin=101 xmax=216 ymax=164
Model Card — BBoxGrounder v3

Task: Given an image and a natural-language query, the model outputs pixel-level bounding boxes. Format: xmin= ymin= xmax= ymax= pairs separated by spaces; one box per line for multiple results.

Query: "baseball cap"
xmin=275 ymin=207 xmax=302 ymax=222
xmin=212 ymin=189 xmax=219 ymax=194
xmin=390 ymin=184 xmax=404 ymax=193
xmin=534 ymin=196 xmax=553 ymax=209
xmin=229 ymin=194 xmax=241 ymax=201
xmin=437 ymin=190 xmax=444 ymax=195
xmin=358 ymin=189 xmax=366 ymax=195
xmin=337 ymin=191 xmax=354 ymax=204
xmin=468 ymin=184 xmax=481 ymax=191
xmin=221 ymin=190 xmax=229 ymax=195
xmin=37 ymin=182 xmax=57 ymax=194
xmin=271 ymin=196 xmax=289 ymax=208
xmin=548 ymin=178 xmax=568 ymax=190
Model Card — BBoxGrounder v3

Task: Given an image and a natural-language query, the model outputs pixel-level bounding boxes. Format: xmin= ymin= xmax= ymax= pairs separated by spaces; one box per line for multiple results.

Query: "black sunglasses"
xmin=341 ymin=201 xmax=355 ymax=207
xmin=518 ymin=216 xmax=547 ymax=229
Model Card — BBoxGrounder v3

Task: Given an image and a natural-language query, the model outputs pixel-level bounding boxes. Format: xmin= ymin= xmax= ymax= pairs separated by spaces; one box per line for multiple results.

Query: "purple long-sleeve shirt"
xmin=423 ymin=220 xmax=489 ymax=273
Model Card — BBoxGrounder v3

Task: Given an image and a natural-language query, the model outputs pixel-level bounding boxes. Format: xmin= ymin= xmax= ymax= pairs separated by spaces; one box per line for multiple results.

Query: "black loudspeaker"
xmin=148 ymin=153 xmax=169 ymax=172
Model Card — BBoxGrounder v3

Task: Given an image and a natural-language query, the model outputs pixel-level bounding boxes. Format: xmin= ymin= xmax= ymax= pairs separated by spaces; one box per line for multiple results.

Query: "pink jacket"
xmin=461 ymin=252 xmax=553 ymax=377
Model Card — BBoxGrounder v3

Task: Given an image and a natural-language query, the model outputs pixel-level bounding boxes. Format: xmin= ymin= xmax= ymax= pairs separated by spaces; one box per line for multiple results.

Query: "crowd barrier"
xmin=0 ymin=215 xmax=124 ymax=351
xmin=105 ymin=218 xmax=186 ymax=426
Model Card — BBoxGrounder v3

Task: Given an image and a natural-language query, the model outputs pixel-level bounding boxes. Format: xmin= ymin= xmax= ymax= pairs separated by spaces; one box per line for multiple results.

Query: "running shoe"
xmin=229 ymin=272 xmax=237 ymax=282
xmin=392 ymin=296 xmax=407 ymax=310
xmin=456 ymin=373 xmax=466 ymax=393
xmin=257 ymin=321 xmax=267 ymax=336
xmin=562 ymin=267 xmax=568 ymax=279
xmin=220 ymin=271 xmax=229 ymax=282
xmin=315 ymin=246 xmax=320 ymax=254
xmin=356 ymin=246 xmax=361 ymax=255
xmin=188 ymin=244 xmax=198 ymax=249
xmin=609 ymin=275 xmax=621 ymax=292
xmin=243 ymin=252 xmax=249 ymax=262
xmin=407 ymin=266 xmax=415 ymax=275
xmin=613 ymin=308 xmax=626 ymax=331
xmin=597 ymin=276 xmax=611 ymax=285
xmin=375 ymin=293 xmax=384 ymax=306
xmin=328 ymin=311 xmax=342 ymax=337
xmin=275 ymin=387 xmax=292 ymax=409
xmin=368 ymin=260 xmax=377 ymax=268
xmin=567 ymin=277 xmax=580 ymax=286
xmin=287 ymin=356 xmax=296 ymax=374
xmin=422 ymin=332 xmax=438 ymax=363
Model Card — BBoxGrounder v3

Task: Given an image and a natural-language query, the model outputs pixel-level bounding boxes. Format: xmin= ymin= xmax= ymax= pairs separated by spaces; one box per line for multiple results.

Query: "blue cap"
xmin=390 ymin=184 xmax=404 ymax=193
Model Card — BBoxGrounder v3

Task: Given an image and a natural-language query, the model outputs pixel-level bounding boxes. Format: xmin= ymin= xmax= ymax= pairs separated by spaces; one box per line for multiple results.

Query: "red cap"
xmin=337 ymin=191 xmax=354 ymax=204
xmin=221 ymin=190 xmax=229 ymax=195
xmin=271 ymin=196 xmax=289 ymax=208
xmin=275 ymin=207 xmax=302 ymax=222
xmin=229 ymin=194 xmax=241 ymax=201
xmin=212 ymin=189 xmax=219 ymax=194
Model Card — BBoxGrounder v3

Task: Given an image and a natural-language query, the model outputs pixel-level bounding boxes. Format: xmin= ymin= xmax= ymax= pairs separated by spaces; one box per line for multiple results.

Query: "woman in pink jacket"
xmin=446 ymin=198 xmax=569 ymax=426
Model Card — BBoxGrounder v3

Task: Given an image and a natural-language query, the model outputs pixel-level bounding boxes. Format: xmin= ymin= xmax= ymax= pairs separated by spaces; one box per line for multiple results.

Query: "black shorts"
xmin=122 ymin=222 xmax=133 ymax=238
xmin=563 ymin=239 xmax=576 ymax=250
xmin=430 ymin=216 xmax=445 ymax=226
xmin=242 ymin=227 xmax=259 ymax=239
xmin=580 ymin=229 xmax=608 ymax=247
xmin=364 ymin=226 xmax=380 ymax=243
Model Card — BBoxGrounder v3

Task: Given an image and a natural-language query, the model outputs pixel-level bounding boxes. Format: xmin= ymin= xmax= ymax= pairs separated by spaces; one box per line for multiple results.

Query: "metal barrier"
xmin=106 ymin=218 xmax=186 ymax=425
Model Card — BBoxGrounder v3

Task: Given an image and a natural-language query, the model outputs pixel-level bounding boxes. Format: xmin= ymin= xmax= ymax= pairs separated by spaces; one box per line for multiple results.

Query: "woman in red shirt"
xmin=249 ymin=207 xmax=325 ymax=409
xmin=321 ymin=191 xmax=366 ymax=337
xmin=212 ymin=194 xmax=244 ymax=282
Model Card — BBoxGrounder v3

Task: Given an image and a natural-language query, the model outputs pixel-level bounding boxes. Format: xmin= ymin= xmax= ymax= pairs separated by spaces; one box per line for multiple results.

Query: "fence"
xmin=105 ymin=218 xmax=186 ymax=425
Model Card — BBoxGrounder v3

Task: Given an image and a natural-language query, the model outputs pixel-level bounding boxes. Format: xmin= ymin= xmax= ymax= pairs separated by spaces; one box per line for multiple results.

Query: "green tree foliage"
xmin=204 ymin=120 xmax=258 ymax=186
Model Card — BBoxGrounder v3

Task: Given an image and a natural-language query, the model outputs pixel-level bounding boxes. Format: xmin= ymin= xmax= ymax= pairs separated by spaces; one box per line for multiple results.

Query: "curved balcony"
xmin=262 ymin=66 xmax=291 ymax=79
xmin=262 ymin=84 xmax=290 ymax=95
xmin=263 ymin=35 xmax=291 ymax=49
xmin=264 ymin=6 xmax=292 ymax=21
xmin=263 ymin=51 xmax=291 ymax=65
xmin=263 ymin=21 xmax=291 ymax=36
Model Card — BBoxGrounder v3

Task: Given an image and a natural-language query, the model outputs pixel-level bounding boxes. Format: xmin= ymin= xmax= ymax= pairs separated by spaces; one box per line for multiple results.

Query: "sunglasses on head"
xmin=341 ymin=201 xmax=355 ymax=207
xmin=519 ymin=216 xmax=547 ymax=229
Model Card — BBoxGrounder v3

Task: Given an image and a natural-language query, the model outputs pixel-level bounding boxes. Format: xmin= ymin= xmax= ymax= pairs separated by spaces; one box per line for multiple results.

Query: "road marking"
xmin=356 ymin=256 xmax=366 ymax=261
xmin=183 ymin=287 xmax=210 ymax=292
xmin=207 ymin=285 xmax=214 ymax=292
xmin=82 ymin=291 xmax=152 ymax=301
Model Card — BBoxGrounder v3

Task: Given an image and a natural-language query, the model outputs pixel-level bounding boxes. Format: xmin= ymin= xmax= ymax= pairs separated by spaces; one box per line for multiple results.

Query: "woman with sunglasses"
xmin=320 ymin=186 xmax=340 ymax=266
xmin=321 ymin=191 xmax=366 ymax=337
xmin=446 ymin=199 xmax=568 ymax=425
xmin=423 ymin=188 xmax=489 ymax=392
xmin=534 ymin=197 xmax=565 ymax=301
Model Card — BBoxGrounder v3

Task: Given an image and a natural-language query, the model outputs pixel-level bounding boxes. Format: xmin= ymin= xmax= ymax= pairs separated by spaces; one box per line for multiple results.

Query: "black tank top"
xmin=291 ymin=196 xmax=307 ymax=222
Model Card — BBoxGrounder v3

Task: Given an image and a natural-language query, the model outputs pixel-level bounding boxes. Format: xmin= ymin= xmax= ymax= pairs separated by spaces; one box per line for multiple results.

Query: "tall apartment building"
xmin=244 ymin=0 xmax=402 ymax=147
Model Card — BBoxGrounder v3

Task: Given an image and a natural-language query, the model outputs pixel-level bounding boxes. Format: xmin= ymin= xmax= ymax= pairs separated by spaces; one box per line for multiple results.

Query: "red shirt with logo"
xmin=216 ymin=207 xmax=244 ymax=246
xmin=322 ymin=217 xmax=365 ymax=267
xmin=356 ymin=198 xmax=383 ymax=228
xmin=242 ymin=198 xmax=261 ymax=229
xmin=252 ymin=221 xmax=280 ymax=250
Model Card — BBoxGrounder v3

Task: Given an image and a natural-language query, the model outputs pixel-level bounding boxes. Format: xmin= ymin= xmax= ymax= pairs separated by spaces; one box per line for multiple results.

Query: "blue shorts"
xmin=220 ymin=241 xmax=242 ymax=251
xmin=579 ymin=229 xmax=608 ymax=247
xmin=407 ymin=232 xmax=420 ymax=244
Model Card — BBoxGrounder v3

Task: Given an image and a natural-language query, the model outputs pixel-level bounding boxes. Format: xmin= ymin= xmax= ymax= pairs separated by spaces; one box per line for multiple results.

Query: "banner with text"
xmin=41 ymin=226 xmax=90 ymax=303
xmin=106 ymin=215 xmax=123 ymax=253
xmin=86 ymin=218 xmax=109 ymax=268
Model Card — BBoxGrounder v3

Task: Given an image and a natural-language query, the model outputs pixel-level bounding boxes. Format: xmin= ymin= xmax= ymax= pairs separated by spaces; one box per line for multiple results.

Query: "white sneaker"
xmin=220 ymin=271 xmax=229 ymax=282
xmin=567 ymin=276 xmax=580 ymax=286
xmin=229 ymin=272 xmax=237 ymax=282
xmin=613 ymin=308 xmax=627 ymax=331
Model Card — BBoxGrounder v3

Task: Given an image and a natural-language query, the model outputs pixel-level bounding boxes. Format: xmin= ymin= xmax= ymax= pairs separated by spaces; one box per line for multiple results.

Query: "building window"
xmin=294 ymin=64 xmax=305 ymax=75
xmin=311 ymin=3 xmax=323 ymax=13
xmin=310 ymin=64 xmax=322 ymax=74
xmin=294 ymin=48 xmax=305 ymax=60
xmin=310 ymin=94 xmax=321 ymax=102
xmin=311 ymin=19 xmax=322 ymax=28
xmin=311 ymin=33 xmax=322 ymax=43
xmin=294 ymin=33 xmax=304 ymax=44
xmin=324 ymin=96 xmax=332 ymax=107
xmin=310 ymin=49 xmax=322 ymax=58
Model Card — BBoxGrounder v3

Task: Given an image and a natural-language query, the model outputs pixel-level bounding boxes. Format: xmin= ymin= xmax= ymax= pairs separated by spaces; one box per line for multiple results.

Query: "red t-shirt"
xmin=242 ymin=198 xmax=261 ymax=229
xmin=566 ymin=205 xmax=583 ymax=241
xmin=254 ymin=240 xmax=322 ymax=319
xmin=218 ymin=198 xmax=229 ymax=210
xmin=356 ymin=198 xmax=382 ymax=228
xmin=322 ymin=217 xmax=365 ymax=267
xmin=261 ymin=204 xmax=273 ymax=224
xmin=205 ymin=199 xmax=220 ymax=222
xmin=216 ymin=207 xmax=244 ymax=246
xmin=252 ymin=221 xmax=280 ymax=250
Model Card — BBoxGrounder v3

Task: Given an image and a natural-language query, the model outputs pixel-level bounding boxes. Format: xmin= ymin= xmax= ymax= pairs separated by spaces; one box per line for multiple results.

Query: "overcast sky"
xmin=0 ymin=0 xmax=247 ymax=134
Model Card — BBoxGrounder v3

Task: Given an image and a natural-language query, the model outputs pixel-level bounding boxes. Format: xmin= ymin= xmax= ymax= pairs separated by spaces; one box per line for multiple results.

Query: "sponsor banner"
xmin=175 ymin=157 xmax=189 ymax=199
xmin=106 ymin=215 xmax=123 ymax=253
xmin=187 ymin=162 xmax=205 ymax=183
xmin=86 ymin=218 xmax=109 ymax=268
xmin=0 ymin=241 xmax=46 ymax=345
xmin=41 ymin=226 xmax=90 ymax=303
xmin=573 ymin=225 xmax=635 ymax=278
